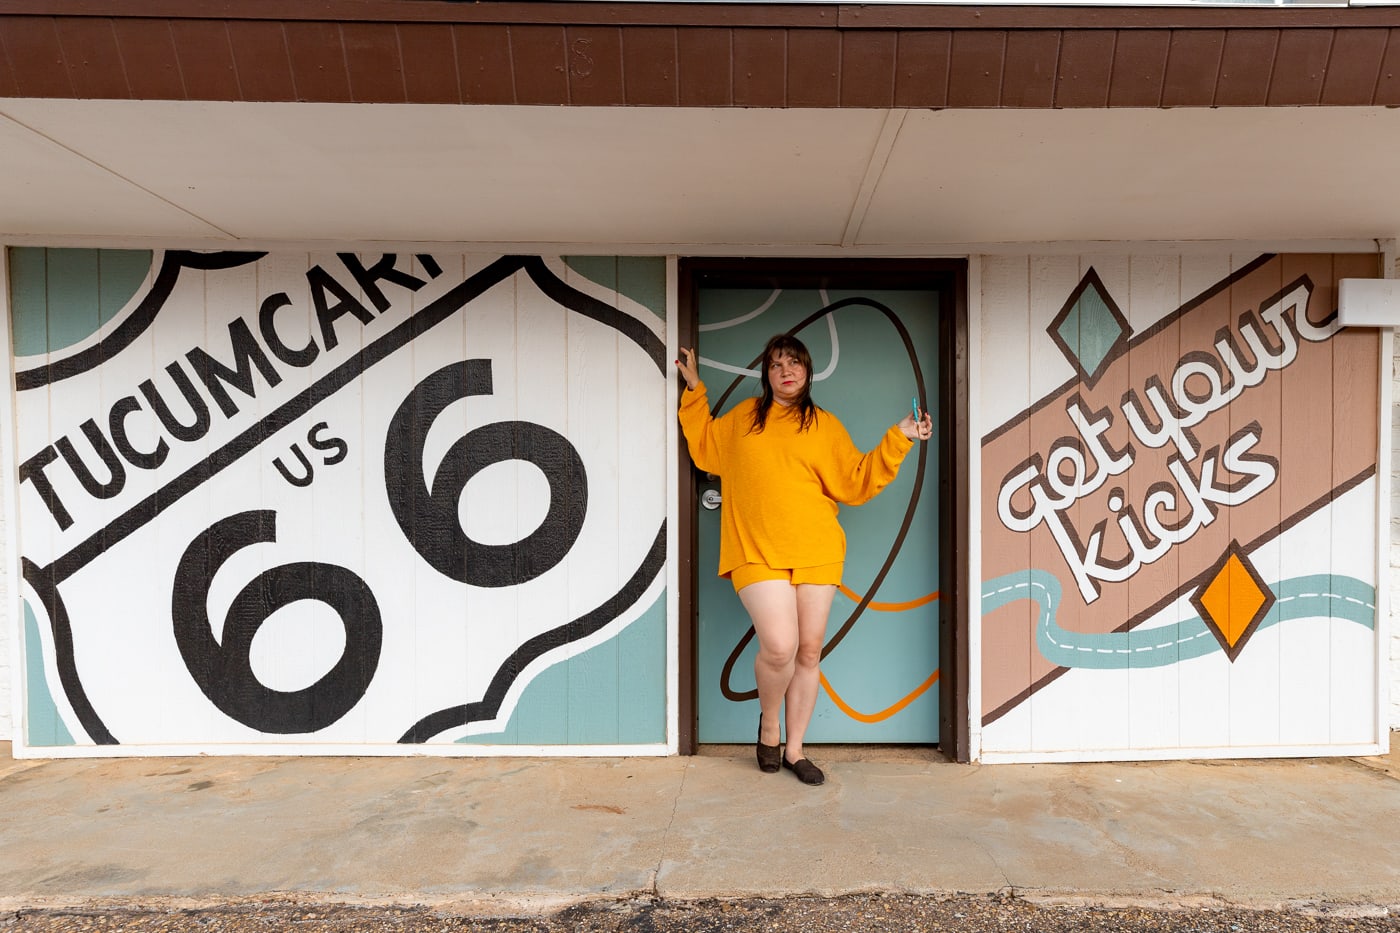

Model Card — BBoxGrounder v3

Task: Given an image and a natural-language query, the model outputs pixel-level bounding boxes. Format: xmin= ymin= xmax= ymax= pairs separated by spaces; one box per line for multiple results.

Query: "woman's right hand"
xmin=676 ymin=347 xmax=701 ymax=390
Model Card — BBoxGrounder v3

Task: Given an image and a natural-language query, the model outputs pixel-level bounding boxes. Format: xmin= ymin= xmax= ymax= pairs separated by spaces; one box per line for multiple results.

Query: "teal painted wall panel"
xmin=24 ymin=601 xmax=74 ymax=747
xmin=6 ymin=247 xmax=151 ymax=356
xmin=472 ymin=592 xmax=667 ymax=745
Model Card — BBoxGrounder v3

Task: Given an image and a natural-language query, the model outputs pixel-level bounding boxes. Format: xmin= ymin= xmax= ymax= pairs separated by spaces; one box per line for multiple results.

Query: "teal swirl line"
xmin=982 ymin=571 xmax=1376 ymax=670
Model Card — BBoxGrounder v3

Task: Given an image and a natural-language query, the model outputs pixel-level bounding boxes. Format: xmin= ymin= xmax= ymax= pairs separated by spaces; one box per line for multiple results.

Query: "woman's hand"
xmin=898 ymin=410 xmax=933 ymax=441
xmin=676 ymin=347 xmax=701 ymax=391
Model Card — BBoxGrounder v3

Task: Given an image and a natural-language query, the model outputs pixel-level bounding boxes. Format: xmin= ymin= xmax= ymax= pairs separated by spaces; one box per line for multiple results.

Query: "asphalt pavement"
xmin=0 ymin=737 xmax=1396 ymax=922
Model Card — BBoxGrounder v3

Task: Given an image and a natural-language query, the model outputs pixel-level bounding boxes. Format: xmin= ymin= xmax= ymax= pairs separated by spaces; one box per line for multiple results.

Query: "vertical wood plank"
xmin=732 ymin=27 xmax=786 ymax=107
xmin=893 ymin=30 xmax=950 ymax=109
xmin=454 ymin=24 xmax=515 ymax=104
xmin=1176 ymin=252 xmax=1232 ymax=749
xmin=1053 ymin=31 xmax=1115 ymax=108
xmin=398 ymin=23 xmax=461 ymax=104
xmin=284 ymin=21 xmax=353 ymax=103
xmin=342 ymin=22 xmax=407 ymax=104
xmin=1329 ymin=252 xmax=1383 ymax=743
xmin=55 ymin=17 xmax=129 ymax=100
xmin=1276 ymin=254 xmax=1336 ymax=746
xmin=169 ymin=20 xmax=240 ymax=101
xmin=112 ymin=19 xmax=186 ymax=100
xmin=1000 ymin=31 xmax=1059 ymax=109
xmin=622 ymin=26 xmax=678 ymax=106
xmin=787 ymin=28 xmax=839 ymax=108
xmin=565 ymin=26 xmax=624 ymax=108
xmin=225 ymin=21 xmax=296 ymax=102
xmin=1223 ymin=253 xmax=1283 ymax=748
xmin=1025 ymin=254 xmax=1079 ymax=754
xmin=677 ymin=27 xmax=732 ymax=106
xmin=840 ymin=30 xmax=897 ymax=108
xmin=947 ymin=31 xmax=1005 ymax=108
xmin=1124 ymin=254 xmax=1183 ymax=751
xmin=510 ymin=25 xmax=570 ymax=105
xmin=977 ymin=255 xmax=1033 ymax=752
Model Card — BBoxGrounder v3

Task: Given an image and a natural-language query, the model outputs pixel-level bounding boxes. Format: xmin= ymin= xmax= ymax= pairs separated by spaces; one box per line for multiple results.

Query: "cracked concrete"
xmin=0 ymin=738 xmax=1396 ymax=913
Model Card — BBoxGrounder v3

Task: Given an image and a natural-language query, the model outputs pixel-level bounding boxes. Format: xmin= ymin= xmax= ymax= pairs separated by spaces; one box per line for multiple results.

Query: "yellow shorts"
xmin=729 ymin=561 xmax=844 ymax=594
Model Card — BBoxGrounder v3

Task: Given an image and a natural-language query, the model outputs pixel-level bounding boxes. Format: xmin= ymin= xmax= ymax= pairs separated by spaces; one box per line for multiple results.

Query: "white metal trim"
xmin=1376 ymin=239 xmax=1396 ymax=738
xmin=0 ymin=246 xmax=22 ymax=749
xmin=965 ymin=253 xmax=984 ymax=763
xmin=665 ymin=255 xmax=680 ymax=755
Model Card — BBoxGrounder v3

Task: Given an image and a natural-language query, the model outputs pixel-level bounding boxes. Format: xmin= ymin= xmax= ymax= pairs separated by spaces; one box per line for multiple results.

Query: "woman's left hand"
xmin=898 ymin=411 xmax=934 ymax=442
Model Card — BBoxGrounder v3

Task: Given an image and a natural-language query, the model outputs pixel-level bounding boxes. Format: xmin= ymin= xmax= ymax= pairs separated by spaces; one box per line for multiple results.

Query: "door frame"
xmin=676 ymin=258 xmax=971 ymax=761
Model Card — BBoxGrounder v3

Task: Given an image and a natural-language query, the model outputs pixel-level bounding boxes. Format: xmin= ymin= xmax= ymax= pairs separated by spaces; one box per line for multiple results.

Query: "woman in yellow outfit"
xmin=676 ymin=335 xmax=932 ymax=786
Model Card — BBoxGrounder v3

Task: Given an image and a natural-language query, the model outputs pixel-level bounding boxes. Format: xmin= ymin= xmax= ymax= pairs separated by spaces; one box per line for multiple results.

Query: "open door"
xmin=677 ymin=259 xmax=969 ymax=758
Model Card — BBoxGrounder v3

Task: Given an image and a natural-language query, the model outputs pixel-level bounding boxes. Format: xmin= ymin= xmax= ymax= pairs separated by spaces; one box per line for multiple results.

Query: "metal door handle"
xmin=701 ymin=488 xmax=722 ymax=510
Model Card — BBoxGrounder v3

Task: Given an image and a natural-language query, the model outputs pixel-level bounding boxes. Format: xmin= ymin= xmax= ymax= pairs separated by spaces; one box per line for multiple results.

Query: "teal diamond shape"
xmin=1047 ymin=269 xmax=1132 ymax=389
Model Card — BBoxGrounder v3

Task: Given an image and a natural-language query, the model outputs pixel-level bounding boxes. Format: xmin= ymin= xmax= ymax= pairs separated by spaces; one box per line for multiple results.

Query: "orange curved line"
xmin=819 ymin=669 xmax=940 ymax=724
xmin=838 ymin=584 xmax=939 ymax=612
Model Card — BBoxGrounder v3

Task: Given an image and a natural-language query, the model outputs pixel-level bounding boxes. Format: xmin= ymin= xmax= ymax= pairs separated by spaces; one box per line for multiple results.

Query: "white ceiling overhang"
xmin=3 ymin=99 xmax=1399 ymax=251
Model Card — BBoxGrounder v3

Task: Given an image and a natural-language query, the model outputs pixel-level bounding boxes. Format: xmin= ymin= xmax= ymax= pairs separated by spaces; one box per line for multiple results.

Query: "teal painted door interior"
xmin=695 ymin=287 xmax=941 ymax=743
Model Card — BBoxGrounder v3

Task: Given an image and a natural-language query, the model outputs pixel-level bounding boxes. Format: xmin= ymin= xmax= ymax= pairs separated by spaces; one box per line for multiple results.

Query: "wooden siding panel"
xmin=732 ymin=27 xmax=786 ymax=107
xmin=397 ymin=22 xmax=460 ymax=104
xmin=510 ymin=24 xmax=569 ymax=104
xmin=947 ymin=30 xmax=1005 ymax=108
xmin=787 ymin=26 xmax=839 ymax=107
xmin=1267 ymin=28 xmax=1332 ymax=106
xmin=1108 ymin=29 xmax=1170 ymax=107
xmin=1161 ymin=29 xmax=1224 ymax=107
xmin=169 ymin=19 xmax=239 ymax=100
xmin=112 ymin=19 xmax=186 ymax=100
xmin=225 ymin=20 xmax=296 ymax=101
xmin=1054 ymin=29 xmax=1115 ymax=108
xmin=622 ymin=25 xmax=677 ymax=105
xmin=1319 ymin=28 xmax=1387 ymax=105
xmin=454 ymin=24 xmax=514 ymax=103
xmin=840 ymin=29 xmax=896 ymax=108
xmin=342 ymin=21 xmax=406 ymax=103
xmin=1000 ymin=30 xmax=1059 ymax=108
xmin=565 ymin=26 xmax=622 ymax=106
xmin=55 ymin=17 xmax=129 ymax=99
xmin=1215 ymin=28 xmax=1279 ymax=106
xmin=4 ymin=17 xmax=76 ymax=97
xmin=284 ymin=20 xmax=352 ymax=103
xmin=677 ymin=25 xmax=731 ymax=105
xmin=1374 ymin=29 xmax=1400 ymax=106
xmin=893 ymin=29 xmax=950 ymax=108
xmin=0 ymin=29 xmax=19 ymax=98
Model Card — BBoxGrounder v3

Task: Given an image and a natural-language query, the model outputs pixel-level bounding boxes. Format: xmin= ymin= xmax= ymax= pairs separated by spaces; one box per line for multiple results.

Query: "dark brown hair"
xmin=749 ymin=333 xmax=819 ymax=434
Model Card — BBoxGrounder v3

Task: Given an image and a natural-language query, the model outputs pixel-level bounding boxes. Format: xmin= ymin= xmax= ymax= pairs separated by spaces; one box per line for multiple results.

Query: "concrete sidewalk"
xmin=0 ymin=739 xmax=1397 ymax=915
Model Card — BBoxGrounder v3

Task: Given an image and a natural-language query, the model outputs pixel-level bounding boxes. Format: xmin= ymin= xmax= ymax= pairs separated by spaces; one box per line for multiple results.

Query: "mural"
xmin=980 ymin=254 xmax=1382 ymax=754
xmin=8 ymin=248 xmax=668 ymax=750
xmin=694 ymin=286 xmax=941 ymax=744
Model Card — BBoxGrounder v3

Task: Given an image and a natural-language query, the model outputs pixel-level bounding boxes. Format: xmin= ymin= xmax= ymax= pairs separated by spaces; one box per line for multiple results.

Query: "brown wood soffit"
xmin=3 ymin=2 xmax=1400 ymax=107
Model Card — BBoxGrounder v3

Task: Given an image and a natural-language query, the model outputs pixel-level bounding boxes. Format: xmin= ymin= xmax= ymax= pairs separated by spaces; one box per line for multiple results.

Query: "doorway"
xmin=677 ymin=259 xmax=969 ymax=759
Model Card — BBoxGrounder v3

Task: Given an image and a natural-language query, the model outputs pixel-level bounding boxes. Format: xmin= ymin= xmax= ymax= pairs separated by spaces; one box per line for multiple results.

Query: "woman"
xmin=676 ymin=335 xmax=931 ymax=786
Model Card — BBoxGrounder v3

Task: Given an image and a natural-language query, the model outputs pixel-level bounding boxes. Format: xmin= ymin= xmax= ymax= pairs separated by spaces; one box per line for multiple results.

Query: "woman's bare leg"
xmin=782 ymin=583 xmax=836 ymax=763
xmin=738 ymin=580 xmax=800 ymax=746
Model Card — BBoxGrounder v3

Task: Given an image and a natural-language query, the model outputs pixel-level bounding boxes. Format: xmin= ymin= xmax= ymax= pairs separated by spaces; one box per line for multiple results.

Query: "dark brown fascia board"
xmin=8 ymin=0 xmax=1400 ymax=29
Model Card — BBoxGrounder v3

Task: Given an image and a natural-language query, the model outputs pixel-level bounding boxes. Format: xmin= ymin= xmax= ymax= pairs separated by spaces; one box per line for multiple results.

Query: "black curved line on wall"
xmin=398 ymin=521 xmax=667 ymax=743
xmin=522 ymin=258 xmax=666 ymax=373
xmin=21 ymin=558 xmax=115 ymax=744
xmin=15 ymin=251 xmax=267 ymax=392
xmin=716 ymin=297 xmax=929 ymax=703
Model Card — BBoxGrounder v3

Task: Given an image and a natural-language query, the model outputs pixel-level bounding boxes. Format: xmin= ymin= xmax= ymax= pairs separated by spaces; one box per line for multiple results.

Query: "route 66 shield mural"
xmin=8 ymin=249 xmax=668 ymax=751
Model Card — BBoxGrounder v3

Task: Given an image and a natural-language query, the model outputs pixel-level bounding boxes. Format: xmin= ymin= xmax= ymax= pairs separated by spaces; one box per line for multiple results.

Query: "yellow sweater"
xmin=679 ymin=381 xmax=913 ymax=577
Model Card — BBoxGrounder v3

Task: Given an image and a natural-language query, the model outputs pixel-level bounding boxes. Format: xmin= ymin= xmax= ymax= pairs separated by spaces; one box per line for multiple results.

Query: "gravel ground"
xmin=3 ymin=895 xmax=1397 ymax=932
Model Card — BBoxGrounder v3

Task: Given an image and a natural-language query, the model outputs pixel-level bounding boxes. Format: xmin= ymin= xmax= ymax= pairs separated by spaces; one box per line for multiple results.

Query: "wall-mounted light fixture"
xmin=1337 ymin=278 xmax=1400 ymax=327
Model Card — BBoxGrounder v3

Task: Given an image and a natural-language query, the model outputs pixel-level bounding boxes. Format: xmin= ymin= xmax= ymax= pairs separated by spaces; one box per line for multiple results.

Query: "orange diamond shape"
xmin=1190 ymin=542 xmax=1275 ymax=662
